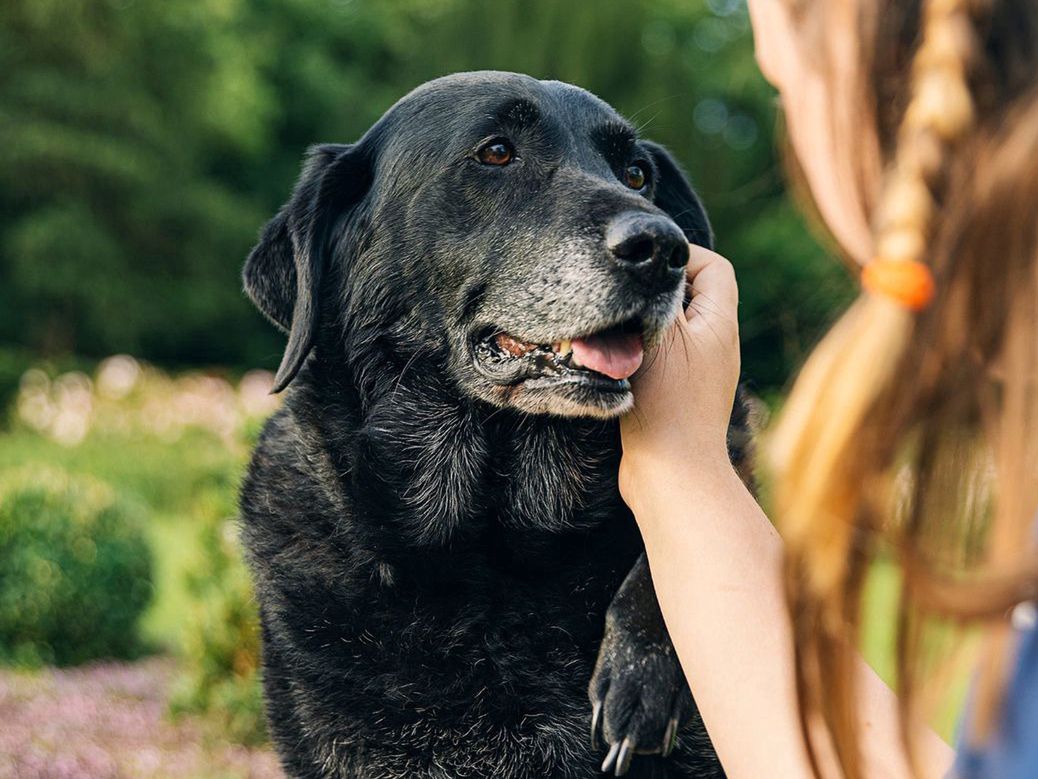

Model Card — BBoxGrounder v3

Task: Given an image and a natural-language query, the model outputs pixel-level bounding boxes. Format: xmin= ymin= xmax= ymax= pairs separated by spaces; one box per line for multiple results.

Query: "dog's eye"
xmin=476 ymin=140 xmax=514 ymax=166
xmin=623 ymin=163 xmax=648 ymax=190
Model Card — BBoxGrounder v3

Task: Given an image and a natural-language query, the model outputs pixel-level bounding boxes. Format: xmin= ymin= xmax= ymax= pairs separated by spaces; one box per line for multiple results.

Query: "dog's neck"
xmin=296 ymin=341 xmax=626 ymax=552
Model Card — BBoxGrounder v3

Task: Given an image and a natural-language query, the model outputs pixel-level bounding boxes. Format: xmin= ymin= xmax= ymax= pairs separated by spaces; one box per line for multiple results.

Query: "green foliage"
xmin=171 ymin=488 xmax=265 ymax=746
xmin=0 ymin=0 xmax=278 ymax=366
xmin=0 ymin=348 xmax=33 ymax=424
xmin=0 ymin=466 xmax=153 ymax=666
xmin=1 ymin=0 xmax=852 ymax=389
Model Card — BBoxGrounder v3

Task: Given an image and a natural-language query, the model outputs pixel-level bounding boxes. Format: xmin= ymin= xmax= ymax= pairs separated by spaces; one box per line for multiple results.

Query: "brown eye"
xmin=476 ymin=140 xmax=514 ymax=166
xmin=623 ymin=163 xmax=647 ymax=190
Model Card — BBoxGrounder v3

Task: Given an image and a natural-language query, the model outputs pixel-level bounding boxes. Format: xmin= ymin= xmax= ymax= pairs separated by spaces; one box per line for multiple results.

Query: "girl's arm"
xmin=620 ymin=245 xmax=953 ymax=779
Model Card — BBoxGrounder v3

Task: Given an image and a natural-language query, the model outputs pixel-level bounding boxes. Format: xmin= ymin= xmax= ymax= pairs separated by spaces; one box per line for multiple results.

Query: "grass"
xmin=0 ymin=427 xmax=241 ymax=515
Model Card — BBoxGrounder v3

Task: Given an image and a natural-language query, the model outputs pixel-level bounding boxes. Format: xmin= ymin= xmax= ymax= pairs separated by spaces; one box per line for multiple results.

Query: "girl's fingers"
xmin=684 ymin=244 xmax=739 ymax=322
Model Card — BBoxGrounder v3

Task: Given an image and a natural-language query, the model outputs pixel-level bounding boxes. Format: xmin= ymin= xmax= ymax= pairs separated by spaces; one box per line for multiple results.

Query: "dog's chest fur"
xmin=240 ymin=363 xmax=662 ymax=778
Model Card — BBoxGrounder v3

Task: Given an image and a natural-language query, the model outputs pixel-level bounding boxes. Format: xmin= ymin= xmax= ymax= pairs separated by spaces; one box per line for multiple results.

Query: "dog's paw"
xmin=588 ymin=616 xmax=693 ymax=776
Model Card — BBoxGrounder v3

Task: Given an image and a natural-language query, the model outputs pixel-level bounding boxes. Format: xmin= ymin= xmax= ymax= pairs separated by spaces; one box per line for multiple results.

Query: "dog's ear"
xmin=243 ymin=143 xmax=370 ymax=392
xmin=644 ymin=141 xmax=713 ymax=251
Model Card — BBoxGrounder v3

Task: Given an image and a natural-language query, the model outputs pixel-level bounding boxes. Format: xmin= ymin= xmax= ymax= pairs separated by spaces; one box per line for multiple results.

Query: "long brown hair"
xmin=767 ymin=1 xmax=1038 ymax=776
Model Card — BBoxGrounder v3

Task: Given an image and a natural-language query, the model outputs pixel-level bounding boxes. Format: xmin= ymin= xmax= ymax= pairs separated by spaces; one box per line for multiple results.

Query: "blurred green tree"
xmin=1 ymin=0 xmax=275 ymax=365
xmin=1 ymin=0 xmax=852 ymax=389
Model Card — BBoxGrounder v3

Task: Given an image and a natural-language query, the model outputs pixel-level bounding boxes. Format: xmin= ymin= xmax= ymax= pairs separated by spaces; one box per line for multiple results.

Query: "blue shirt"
xmin=953 ymin=602 xmax=1038 ymax=778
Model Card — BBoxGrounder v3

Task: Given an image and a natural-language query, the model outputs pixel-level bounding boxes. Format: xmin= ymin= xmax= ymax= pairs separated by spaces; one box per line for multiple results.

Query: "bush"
xmin=0 ymin=466 xmax=153 ymax=666
xmin=171 ymin=487 xmax=266 ymax=745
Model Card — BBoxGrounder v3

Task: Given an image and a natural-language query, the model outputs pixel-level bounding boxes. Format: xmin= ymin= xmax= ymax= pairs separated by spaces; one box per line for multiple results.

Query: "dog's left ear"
xmin=243 ymin=143 xmax=371 ymax=392
xmin=644 ymin=141 xmax=713 ymax=251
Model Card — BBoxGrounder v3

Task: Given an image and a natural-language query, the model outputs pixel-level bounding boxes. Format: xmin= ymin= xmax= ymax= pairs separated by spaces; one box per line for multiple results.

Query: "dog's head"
xmin=244 ymin=71 xmax=711 ymax=418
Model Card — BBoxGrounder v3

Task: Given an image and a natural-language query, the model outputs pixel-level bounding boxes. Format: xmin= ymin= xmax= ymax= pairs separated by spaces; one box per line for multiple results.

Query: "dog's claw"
xmin=591 ymin=700 xmax=602 ymax=751
xmin=662 ymin=717 xmax=679 ymax=757
xmin=601 ymin=742 xmax=621 ymax=774
xmin=614 ymin=737 xmax=633 ymax=776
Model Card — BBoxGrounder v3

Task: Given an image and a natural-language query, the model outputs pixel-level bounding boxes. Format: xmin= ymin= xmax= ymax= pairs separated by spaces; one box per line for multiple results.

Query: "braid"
xmin=874 ymin=0 xmax=981 ymax=271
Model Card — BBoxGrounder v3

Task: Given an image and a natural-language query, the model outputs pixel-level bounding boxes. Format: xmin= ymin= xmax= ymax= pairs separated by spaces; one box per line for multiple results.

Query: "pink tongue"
xmin=571 ymin=332 xmax=644 ymax=380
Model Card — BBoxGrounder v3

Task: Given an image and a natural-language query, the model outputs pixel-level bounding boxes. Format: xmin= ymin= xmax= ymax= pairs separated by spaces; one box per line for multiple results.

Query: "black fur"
xmin=240 ymin=72 xmax=740 ymax=778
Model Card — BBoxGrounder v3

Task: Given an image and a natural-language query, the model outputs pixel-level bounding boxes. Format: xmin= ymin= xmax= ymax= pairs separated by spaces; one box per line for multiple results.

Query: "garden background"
xmin=1 ymin=1 xmax=933 ymax=777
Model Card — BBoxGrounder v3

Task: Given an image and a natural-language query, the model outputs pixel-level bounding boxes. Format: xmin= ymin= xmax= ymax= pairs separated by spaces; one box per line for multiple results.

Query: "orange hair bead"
xmin=861 ymin=258 xmax=936 ymax=311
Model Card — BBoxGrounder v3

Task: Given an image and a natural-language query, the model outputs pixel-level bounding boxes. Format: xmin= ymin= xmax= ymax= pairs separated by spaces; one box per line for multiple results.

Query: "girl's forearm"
xmin=629 ymin=459 xmax=953 ymax=779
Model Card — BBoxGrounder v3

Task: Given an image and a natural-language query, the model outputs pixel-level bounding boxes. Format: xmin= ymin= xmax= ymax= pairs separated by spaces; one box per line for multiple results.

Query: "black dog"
xmin=240 ymin=71 xmax=748 ymax=778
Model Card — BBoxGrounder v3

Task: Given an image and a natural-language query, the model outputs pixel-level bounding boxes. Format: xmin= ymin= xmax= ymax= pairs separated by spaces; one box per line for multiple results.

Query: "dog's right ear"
xmin=243 ymin=143 xmax=370 ymax=392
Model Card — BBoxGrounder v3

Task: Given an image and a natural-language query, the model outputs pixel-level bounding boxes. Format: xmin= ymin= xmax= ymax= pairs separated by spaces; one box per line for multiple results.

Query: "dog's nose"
xmin=606 ymin=213 xmax=689 ymax=275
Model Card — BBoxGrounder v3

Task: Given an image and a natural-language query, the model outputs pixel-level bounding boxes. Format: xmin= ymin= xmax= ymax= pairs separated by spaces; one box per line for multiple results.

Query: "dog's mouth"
xmin=472 ymin=317 xmax=646 ymax=392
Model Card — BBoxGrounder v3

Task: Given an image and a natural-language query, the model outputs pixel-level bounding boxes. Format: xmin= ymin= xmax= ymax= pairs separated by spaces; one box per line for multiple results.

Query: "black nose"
xmin=606 ymin=212 xmax=689 ymax=275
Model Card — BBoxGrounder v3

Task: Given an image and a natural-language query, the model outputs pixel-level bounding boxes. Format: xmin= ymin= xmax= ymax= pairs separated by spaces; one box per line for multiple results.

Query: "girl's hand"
xmin=619 ymin=245 xmax=741 ymax=507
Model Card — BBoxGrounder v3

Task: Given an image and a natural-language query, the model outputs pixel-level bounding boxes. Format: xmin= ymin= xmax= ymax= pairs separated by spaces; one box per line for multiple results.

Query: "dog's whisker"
xmin=626 ymin=91 xmax=691 ymax=125
xmin=391 ymin=344 xmax=434 ymax=400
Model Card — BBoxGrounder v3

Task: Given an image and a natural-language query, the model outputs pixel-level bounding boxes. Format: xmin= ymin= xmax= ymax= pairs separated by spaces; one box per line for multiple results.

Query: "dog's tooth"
xmin=558 ymin=339 xmax=572 ymax=358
